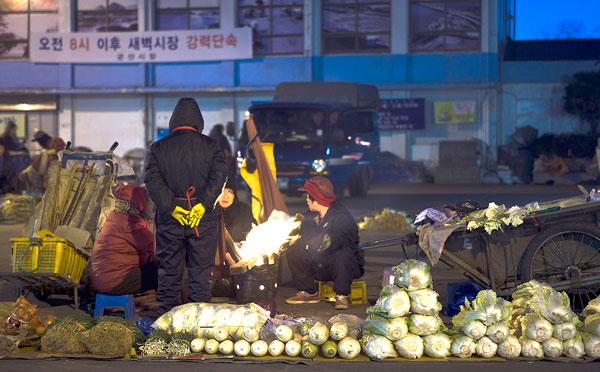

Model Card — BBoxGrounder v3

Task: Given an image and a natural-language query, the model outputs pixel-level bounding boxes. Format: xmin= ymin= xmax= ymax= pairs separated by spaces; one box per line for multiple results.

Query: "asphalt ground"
xmin=0 ymin=182 xmax=595 ymax=370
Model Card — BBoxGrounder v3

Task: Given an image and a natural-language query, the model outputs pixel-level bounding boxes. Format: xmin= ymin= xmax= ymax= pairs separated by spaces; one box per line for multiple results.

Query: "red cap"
xmin=298 ymin=176 xmax=336 ymax=207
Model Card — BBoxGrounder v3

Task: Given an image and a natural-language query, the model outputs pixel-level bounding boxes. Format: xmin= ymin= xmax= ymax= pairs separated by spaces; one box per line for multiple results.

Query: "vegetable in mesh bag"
xmin=366 ymin=286 xmax=411 ymax=318
xmin=582 ymin=331 xmax=600 ymax=358
xmin=486 ymin=321 xmax=509 ymax=343
xmin=219 ymin=340 xmax=234 ymax=355
xmin=393 ymin=333 xmax=424 ymax=359
xmin=529 ymin=287 xmax=575 ymax=324
xmin=475 ymin=336 xmax=497 ymax=358
xmin=520 ymin=337 xmax=544 ymax=358
xmin=521 ymin=313 xmax=553 ymax=343
xmin=553 ymin=317 xmax=581 ymax=341
xmin=409 ymin=289 xmax=443 ymax=316
xmin=542 ymin=337 xmax=563 ymax=358
xmin=362 ymin=315 xmax=408 ymax=341
xmin=360 ymin=334 xmax=398 ymax=359
xmin=497 ymin=336 xmax=521 ymax=358
xmin=191 ymin=337 xmax=206 ymax=353
xmin=301 ymin=339 xmax=318 ymax=358
xmin=393 ymin=259 xmax=432 ymax=291
xmin=81 ymin=316 xmax=146 ymax=357
xmin=309 ymin=321 xmax=330 ymax=346
xmin=41 ymin=314 xmax=96 ymax=354
xmin=562 ymin=333 xmax=585 ymax=359
xmin=423 ymin=332 xmax=452 ymax=358
xmin=328 ymin=314 xmax=363 ymax=340
xmin=581 ymin=296 xmax=600 ymax=317
xmin=451 ymin=334 xmax=476 ymax=358
xmin=408 ymin=314 xmax=444 ymax=336
xmin=320 ymin=340 xmax=337 ymax=358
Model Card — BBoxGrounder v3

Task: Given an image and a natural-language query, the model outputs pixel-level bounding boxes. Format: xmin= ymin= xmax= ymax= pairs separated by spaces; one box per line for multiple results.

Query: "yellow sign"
xmin=0 ymin=113 xmax=26 ymax=137
xmin=434 ymin=101 xmax=476 ymax=124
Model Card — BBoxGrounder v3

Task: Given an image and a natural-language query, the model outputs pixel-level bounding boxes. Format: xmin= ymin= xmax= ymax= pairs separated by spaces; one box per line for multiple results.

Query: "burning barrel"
xmin=233 ymin=263 xmax=279 ymax=316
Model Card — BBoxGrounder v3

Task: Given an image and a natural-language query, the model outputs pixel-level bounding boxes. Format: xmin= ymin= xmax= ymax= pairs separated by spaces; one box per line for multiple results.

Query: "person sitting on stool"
xmin=285 ymin=176 xmax=364 ymax=310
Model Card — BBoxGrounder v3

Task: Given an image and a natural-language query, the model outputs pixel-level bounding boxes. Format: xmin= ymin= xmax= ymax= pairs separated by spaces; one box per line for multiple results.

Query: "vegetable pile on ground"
xmin=581 ymin=296 xmax=600 ymax=358
xmin=361 ymin=259 xmax=449 ymax=359
xmin=451 ymin=290 xmax=513 ymax=358
xmin=357 ymin=208 xmax=413 ymax=232
xmin=511 ymin=281 xmax=584 ymax=359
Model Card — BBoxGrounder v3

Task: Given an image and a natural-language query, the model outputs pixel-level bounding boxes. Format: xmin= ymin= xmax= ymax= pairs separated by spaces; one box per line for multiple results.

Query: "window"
xmin=0 ymin=0 xmax=58 ymax=58
xmin=322 ymin=0 xmax=390 ymax=54
xmin=76 ymin=0 xmax=138 ymax=32
xmin=156 ymin=0 xmax=220 ymax=31
xmin=410 ymin=0 xmax=481 ymax=52
xmin=237 ymin=0 xmax=304 ymax=55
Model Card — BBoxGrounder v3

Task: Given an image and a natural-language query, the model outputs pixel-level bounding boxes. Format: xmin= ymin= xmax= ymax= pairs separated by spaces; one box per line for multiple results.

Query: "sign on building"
xmin=434 ymin=101 xmax=476 ymax=124
xmin=30 ymin=28 xmax=253 ymax=64
xmin=0 ymin=113 xmax=26 ymax=138
xmin=379 ymin=98 xmax=425 ymax=131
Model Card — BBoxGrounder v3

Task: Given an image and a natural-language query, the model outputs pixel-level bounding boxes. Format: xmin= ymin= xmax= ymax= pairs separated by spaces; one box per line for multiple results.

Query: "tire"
xmin=520 ymin=222 xmax=600 ymax=309
xmin=348 ymin=168 xmax=369 ymax=198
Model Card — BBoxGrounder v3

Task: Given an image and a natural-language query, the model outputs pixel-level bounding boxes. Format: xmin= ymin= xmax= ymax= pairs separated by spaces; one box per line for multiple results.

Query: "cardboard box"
xmin=318 ymin=281 xmax=367 ymax=304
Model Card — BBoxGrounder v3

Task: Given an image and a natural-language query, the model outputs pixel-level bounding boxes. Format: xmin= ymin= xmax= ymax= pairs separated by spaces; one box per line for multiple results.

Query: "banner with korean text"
xmin=30 ymin=28 xmax=253 ymax=63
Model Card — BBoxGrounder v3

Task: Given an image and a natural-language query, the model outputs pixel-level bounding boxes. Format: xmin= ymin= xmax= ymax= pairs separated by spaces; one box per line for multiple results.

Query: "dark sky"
xmin=516 ymin=0 xmax=600 ymax=40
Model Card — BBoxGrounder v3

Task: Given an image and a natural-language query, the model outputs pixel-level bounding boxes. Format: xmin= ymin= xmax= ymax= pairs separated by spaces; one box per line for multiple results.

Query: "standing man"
xmin=145 ymin=98 xmax=228 ymax=315
xmin=285 ymin=176 xmax=364 ymax=310
xmin=19 ymin=130 xmax=66 ymax=192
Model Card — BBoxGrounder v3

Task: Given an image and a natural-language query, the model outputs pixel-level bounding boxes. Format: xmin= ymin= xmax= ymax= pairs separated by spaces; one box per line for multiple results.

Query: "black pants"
xmin=155 ymin=218 xmax=219 ymax=315
xmin=287 ymin=241 xmax=363 ymax=296
xmin=106 ymin=260 xmax=158 ymax=295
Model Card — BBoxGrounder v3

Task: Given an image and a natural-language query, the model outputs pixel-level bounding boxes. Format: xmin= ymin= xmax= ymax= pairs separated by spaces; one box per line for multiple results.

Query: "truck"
xmin=237 ymin=82 xmax=381 ymax=198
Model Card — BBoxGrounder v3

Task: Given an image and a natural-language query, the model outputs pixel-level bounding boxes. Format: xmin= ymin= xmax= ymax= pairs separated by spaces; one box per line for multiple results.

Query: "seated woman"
xmin=219 ymin=178 xmax=256 ymax=242
xmin=91 ymin=185 xmax=157 ymax=295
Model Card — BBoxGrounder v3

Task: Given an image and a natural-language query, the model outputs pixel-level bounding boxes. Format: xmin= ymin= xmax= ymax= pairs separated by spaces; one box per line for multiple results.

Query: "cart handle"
xmin=17 ymin=240 xmax=44 ymax=273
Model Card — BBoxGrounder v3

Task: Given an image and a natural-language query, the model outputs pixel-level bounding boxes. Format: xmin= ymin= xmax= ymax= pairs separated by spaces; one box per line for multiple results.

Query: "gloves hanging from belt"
xmin=189 ymin=203 xmax=206 ymax=228
xmin=171 ymin=206 xmax=191 ymax=226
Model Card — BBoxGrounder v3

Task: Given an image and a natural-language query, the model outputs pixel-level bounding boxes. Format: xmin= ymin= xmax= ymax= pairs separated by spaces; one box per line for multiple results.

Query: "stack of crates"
xmin=11 ymin=230 xmax=89 ymax=283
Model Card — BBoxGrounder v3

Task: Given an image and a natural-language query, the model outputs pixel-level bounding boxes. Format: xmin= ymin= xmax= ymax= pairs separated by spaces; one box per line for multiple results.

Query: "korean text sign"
xmin=379 ymin=98 xmax=425 ymax=131
xmin=30 ymin=28 xmax=252 ymax=63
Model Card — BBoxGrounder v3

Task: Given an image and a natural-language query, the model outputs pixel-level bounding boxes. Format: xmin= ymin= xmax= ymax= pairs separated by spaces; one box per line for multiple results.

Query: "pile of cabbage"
xmin=451 ymin=290 xmax=513 ymax=358
xmin=581 ymin=296 xmax=600 ymax=358
xmin=361 ymin=259 xmax=450 ymax=359
xmin=511 ymin=281 xmax=584 ymax=359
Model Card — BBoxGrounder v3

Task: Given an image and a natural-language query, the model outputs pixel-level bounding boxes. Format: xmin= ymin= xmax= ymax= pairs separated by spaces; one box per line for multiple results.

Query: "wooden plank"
xmin=441 ymin=250 xmax=491 ymax=286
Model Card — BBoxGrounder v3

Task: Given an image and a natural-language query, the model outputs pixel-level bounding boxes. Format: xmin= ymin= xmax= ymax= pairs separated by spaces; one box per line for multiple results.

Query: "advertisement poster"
xmin=30 ymin=28 xmax=252 ymax=64
xmin=379 ymin=98 xmax=425 ymax=131
xmin=434 ymin=101 xmax=476 ymax=124
xmin=0 ymin=113 xmax=26 ymax=137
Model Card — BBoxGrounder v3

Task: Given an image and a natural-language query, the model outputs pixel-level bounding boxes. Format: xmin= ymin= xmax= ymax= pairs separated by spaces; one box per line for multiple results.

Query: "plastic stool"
xmin=94 ymin=293 xmax=135 ymax=320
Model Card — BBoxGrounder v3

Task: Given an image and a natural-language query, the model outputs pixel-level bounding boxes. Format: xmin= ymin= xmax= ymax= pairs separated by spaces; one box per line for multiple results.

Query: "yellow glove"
xmin=189 ymin=203 xmax=206 ymax=228
xmin=171 ymin=206 xmax=191 ymax=226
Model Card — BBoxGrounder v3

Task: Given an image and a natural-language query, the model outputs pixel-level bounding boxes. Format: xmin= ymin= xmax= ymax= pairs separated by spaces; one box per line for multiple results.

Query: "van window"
xmin=341 ymin=111 xmax=375 ymax=137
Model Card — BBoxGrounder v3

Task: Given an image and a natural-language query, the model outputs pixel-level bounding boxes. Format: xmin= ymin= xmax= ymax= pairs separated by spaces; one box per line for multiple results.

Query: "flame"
xmin=237 ymin=210 xmax=301 ymax=266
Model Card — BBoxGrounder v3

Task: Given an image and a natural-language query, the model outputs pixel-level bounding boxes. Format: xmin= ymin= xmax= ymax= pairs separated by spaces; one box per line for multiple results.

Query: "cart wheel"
xmin=520 ymin=222 xmax=600 ymax=309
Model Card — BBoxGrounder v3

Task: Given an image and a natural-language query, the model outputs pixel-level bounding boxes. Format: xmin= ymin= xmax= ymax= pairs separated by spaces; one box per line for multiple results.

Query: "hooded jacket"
xmin=90 ymin=185 xmax=155 ymax=293
xmin=145 ymin=98 xmax=228 ymax=223
xmin=221 ymin=178 xmax=256 ymax=242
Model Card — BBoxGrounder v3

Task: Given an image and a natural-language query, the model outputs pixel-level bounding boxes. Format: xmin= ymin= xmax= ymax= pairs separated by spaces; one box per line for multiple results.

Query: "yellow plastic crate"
xmin=11 ymin=230 xmax=89 ymax=283
xmin=318 ymin=281 xmax=367 ymax=304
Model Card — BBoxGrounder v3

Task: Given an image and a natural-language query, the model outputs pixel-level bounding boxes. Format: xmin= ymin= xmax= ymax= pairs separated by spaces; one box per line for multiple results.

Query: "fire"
xmin=237 ymin=210 xmax=301 ymax=266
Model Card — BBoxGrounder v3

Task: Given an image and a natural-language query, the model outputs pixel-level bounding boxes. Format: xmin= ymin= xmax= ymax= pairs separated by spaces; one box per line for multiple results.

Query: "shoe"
xmin=285 ymin=291 xmax=320 ymax=304
xmin=334 ymin=295 xmax=350 ymax=310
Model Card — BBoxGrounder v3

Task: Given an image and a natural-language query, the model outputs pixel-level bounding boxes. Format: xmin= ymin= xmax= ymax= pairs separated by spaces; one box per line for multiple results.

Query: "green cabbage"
xmin=363 ymin=315 xmax=408 ymax=341
xmin=393 ymin=259 xmax=432 ymax=291
xmin=393 ymin=333 xmax=424 ymax=359
xmin=409 ymin=289 xmax=443 ymax=316
xmin=451 ymin=335 xmax=476 ymax=358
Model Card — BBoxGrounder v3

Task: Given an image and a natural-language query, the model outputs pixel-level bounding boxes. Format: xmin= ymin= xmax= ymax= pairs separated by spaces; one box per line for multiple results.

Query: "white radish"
xmin=243 ymin=327 xmax=260 ymax=343
xmin=234 ymin=339 xmax=251 ymax=356
xmin=330 ymin=323 xmax=349 ymax=341
xmin=205 ymin=339 xmax=220 ymax=354
xmin=268 ymin=340 xmax=285 ymax=356
xmin=285 ymin=340 xmax=301 ymax=357
xmin=276 ymin=325 xmax=294 ymax=342
xmin=191 ymin=338 xmax=206 ymax=353
xmin=213 ymin=327 xmax=229 ymax=342
xmin=338 ymin=337 xmax=361 ymax=359
xmin=251 ymin=340 xmax=268 ymax=356
xmin=219 ymin=340 xmax=234 ymax=355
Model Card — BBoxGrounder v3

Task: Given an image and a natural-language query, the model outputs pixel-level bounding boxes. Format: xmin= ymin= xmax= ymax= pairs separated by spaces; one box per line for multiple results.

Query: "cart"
xmin=0 ymin=143 xmax=120 ymax=308
xmin=359 ymin=195 xmax=600 ymax=307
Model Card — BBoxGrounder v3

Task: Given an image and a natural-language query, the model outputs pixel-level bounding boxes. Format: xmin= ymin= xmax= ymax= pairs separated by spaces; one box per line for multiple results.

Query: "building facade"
xmin=0 ymin=0 xmax=596 ymax=173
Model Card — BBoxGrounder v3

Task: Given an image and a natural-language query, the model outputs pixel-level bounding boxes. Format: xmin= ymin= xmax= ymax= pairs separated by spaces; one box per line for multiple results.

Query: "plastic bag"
xmin=260 ymin=316 xmax=301 ymax=344
xmin=329 ymin=314 xmax=364 ymax=340
xmin=151 ymin=302 xmax=269 ymax=338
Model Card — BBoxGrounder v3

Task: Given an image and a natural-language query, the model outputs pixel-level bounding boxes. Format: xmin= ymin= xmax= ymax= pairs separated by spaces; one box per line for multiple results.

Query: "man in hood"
xmin=91 ymin=185 xmax=156 ymax=295
xmin=145 ymin=98 xmax=228 ymax=315
xmin=285 ymin=176 xmax=364 ymax=310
